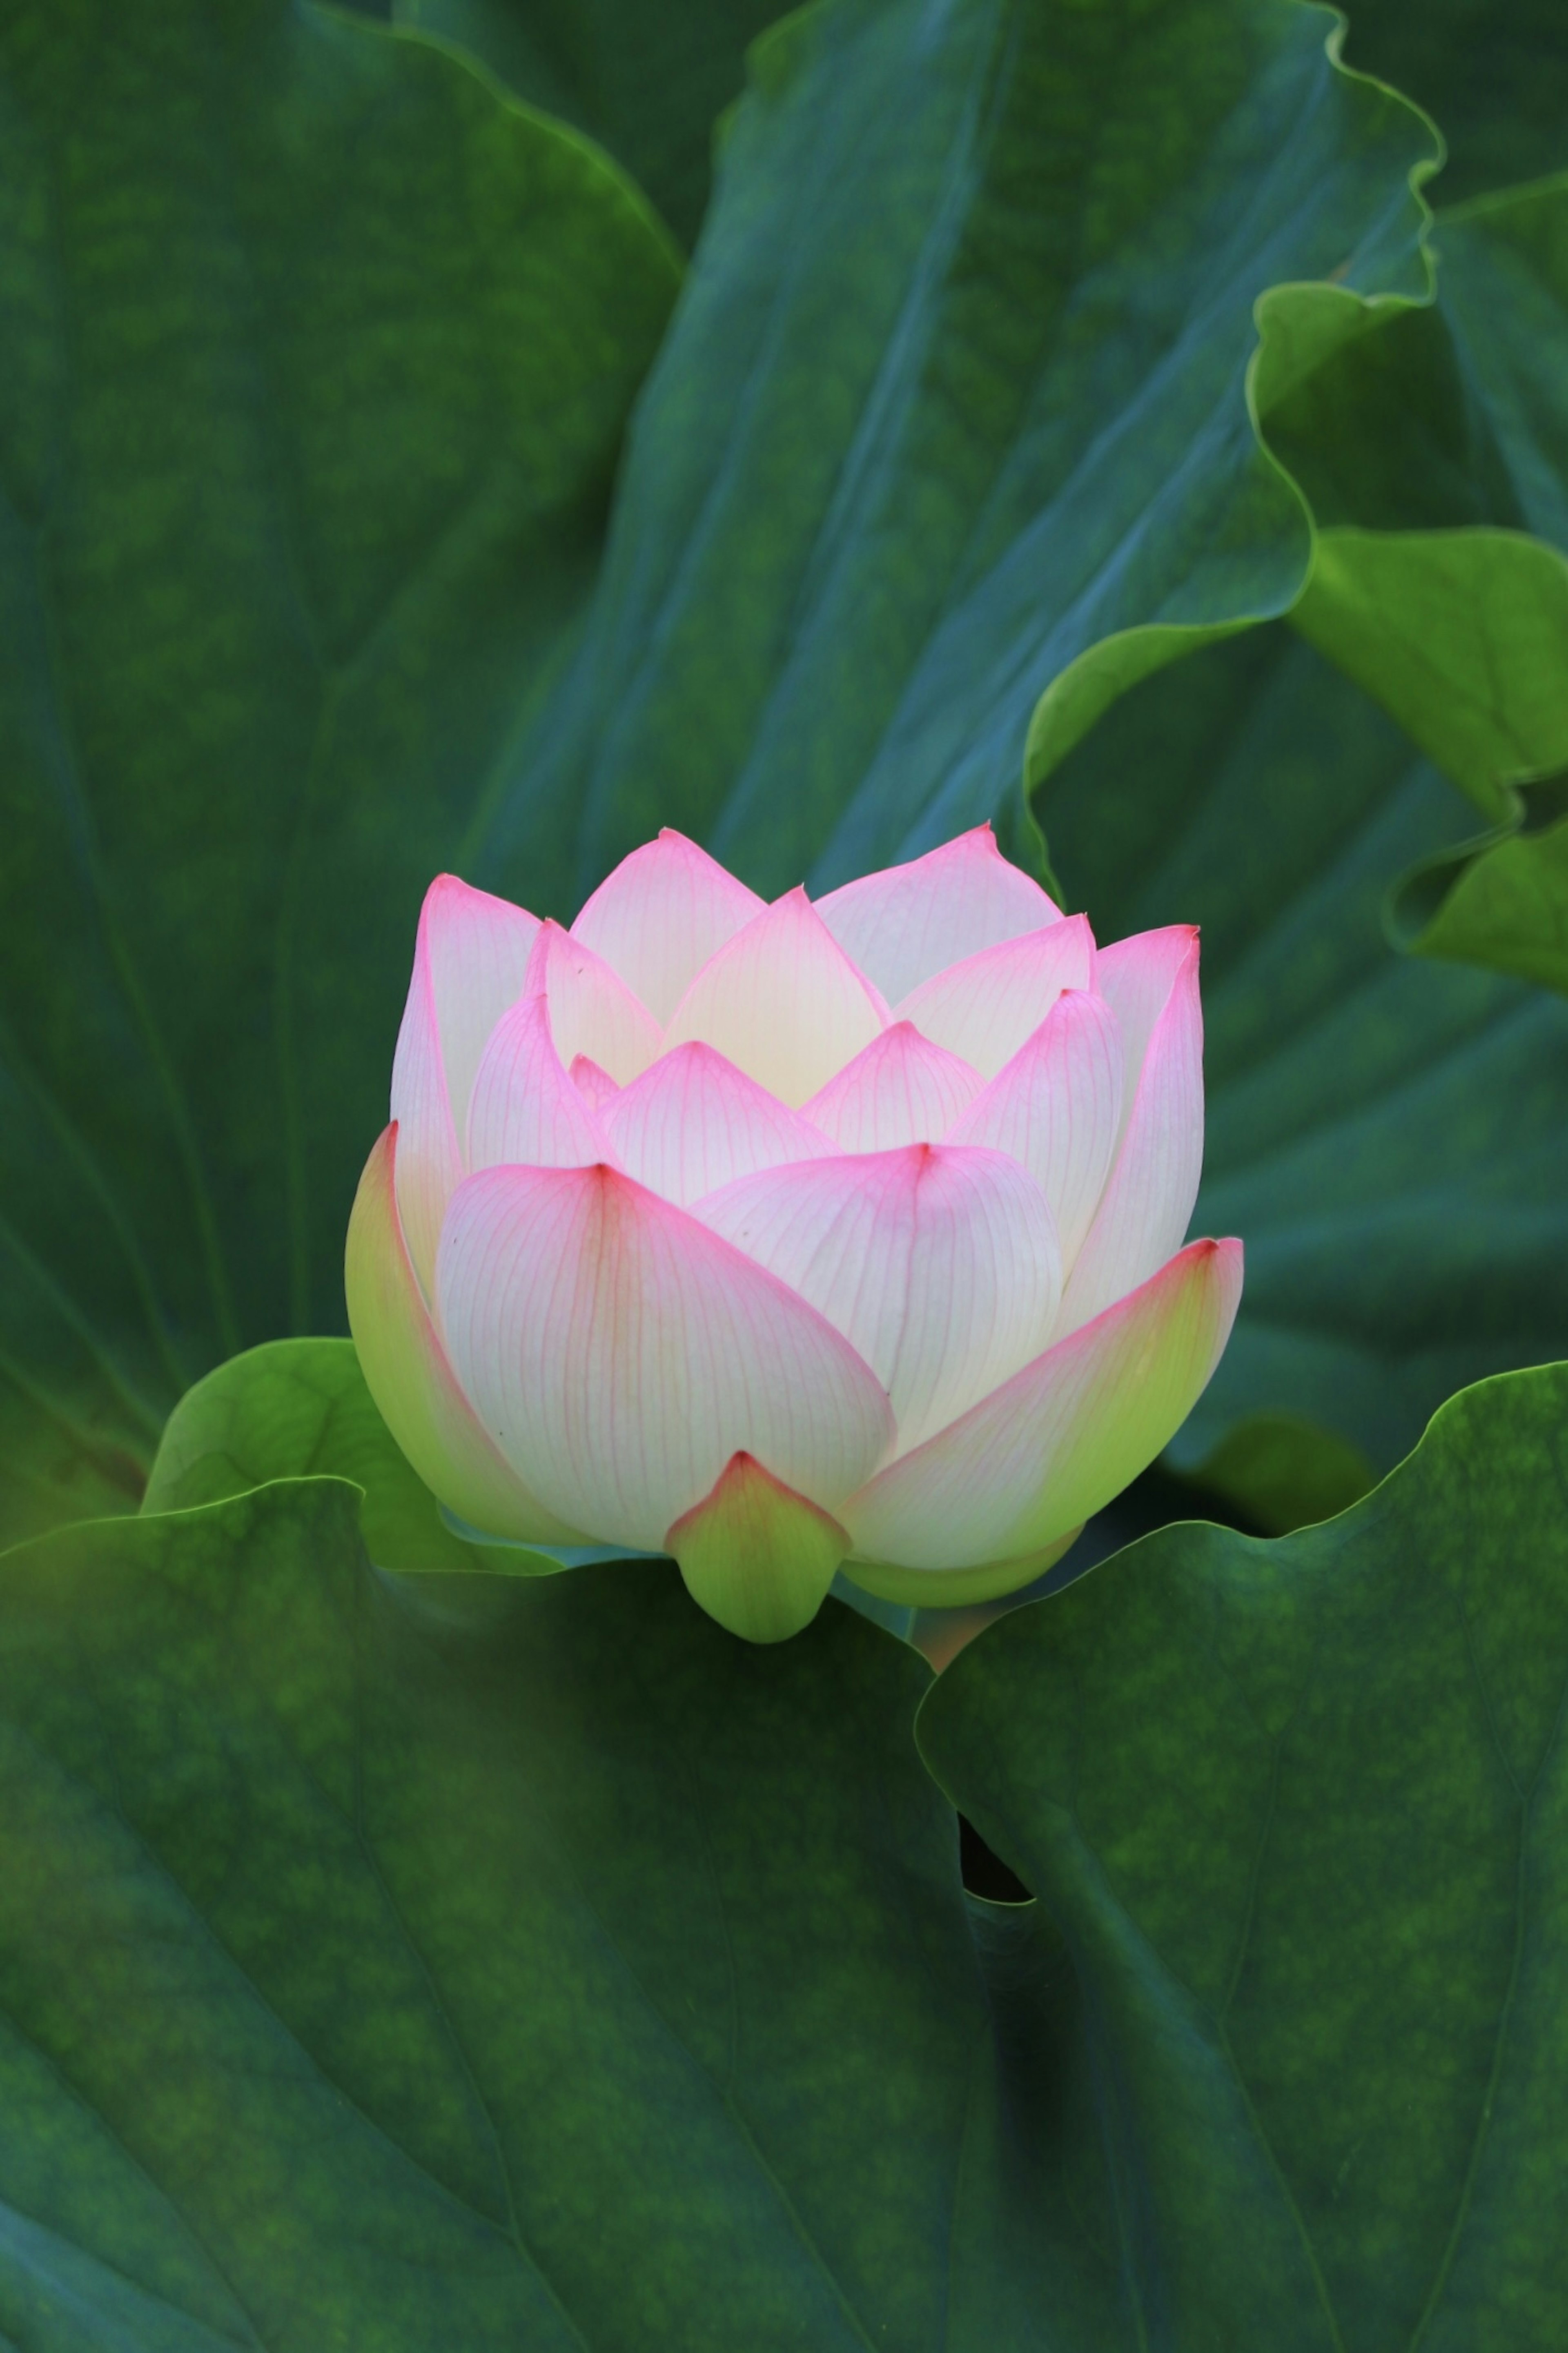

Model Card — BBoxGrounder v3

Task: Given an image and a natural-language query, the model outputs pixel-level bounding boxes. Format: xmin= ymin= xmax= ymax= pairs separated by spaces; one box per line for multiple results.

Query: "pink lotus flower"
xmin=347 ymin=827 xmax=1242 ymax=1641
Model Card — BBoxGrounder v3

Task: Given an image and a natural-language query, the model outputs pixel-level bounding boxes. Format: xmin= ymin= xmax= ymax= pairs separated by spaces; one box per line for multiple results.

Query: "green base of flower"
xmin=840 ymin=1528 xmax=1082 ymax=1612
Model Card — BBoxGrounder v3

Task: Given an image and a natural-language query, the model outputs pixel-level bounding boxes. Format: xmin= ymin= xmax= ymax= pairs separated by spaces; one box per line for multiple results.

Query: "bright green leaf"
xmin=0 ymin=0 xmax=678 ymax=1549
xmin=919 ymin=1359 xmax=1568 ymax=2350
xmin=141 ymin=1336 xmax=491 ymax=1576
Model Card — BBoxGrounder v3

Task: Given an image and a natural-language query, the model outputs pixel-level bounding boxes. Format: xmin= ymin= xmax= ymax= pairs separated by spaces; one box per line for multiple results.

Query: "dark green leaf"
xmin=393 ymin=0 xmax=787 ymax=247
xmin=1339 ymin=0 xmax=1568 ymax=207
xmin=1388 ymin=778 xmax=1568 ymax=997
xmin=920 ymin=1358 xmax=1568 ymax=2351
xmin=0 ymin=0 xmax=678 ymax=1547
xmin=0 ymin=1476 xmax=1111 ymax=2349
xmin=1037 ymin=624 xmax=1568 ymax=1503
xmin=483 ymin=0 xmax=1434 ymax=914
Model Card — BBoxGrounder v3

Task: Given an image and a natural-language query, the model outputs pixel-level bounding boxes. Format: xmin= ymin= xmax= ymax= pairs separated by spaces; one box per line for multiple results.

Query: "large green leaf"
xmin=392 ymin=0 xmax=787 ymax=246
xmin=0 ymin=0 xmax=678 ymax=1548
xmin=0 ymin=1475 xmax=1115 ymax=2350
xmin=483 ymin=0 xmax=1435 ymax=915
xmin=920 ymin=1358 xmax=1568 ymax=2350
xmin=1035 ymin=624 xmax=1568 ymax=1509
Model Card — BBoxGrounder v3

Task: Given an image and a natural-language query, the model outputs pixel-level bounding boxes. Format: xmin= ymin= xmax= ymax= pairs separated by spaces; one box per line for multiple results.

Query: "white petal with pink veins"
xmin=568 ymin=1055 xmax=620 ymax=1113
xmin=662 ymin=888 xmax=889 ymax=1106
xmin=804 ymin=1023 xmax=982 ymax=1152
xmin=603 ymin=1043 xmax=839 ymax=1208
xmin=1093 ymin=926 xmax=1198 ymax=1142
xmin=842 ymin=1238 xmax=1243 ymax=1572
xmin=526 ymin=920 xmax=663 ymax=1085
xmin=1056 ymin=936 xmax=1203 ymax=1335
xmin=570 ymin=829 xmax=766 ymax=1025
xmin=893 ymin=913 xmax=1095 ymax=1080
xmin=389 ymin=874 xmax=541 ymax=1298
xmin=947 ymin=989 xmax=1123 ymax=1271
xmin=466 ymin=995 xmax=618 ymax=1174
xmin=437 ymin=1164 xmax=895 ymax=1553
xmin=816 ymin=826 xmax=1062 ymax=1005
xmin=696 ymin=1144 xmax=1060 ymax=1457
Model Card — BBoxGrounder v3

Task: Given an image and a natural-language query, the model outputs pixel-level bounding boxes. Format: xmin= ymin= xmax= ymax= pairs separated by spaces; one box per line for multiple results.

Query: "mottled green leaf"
xmin=920 ymin=1359 xmax=1568 ymax=2351
xmin=0 ymin=0 xmax=678 ymax=1548
xmin=393 ymin=0 xmax=786 ymax=246
xmin=0 ymin=1477 xmax=1117 ymax=2350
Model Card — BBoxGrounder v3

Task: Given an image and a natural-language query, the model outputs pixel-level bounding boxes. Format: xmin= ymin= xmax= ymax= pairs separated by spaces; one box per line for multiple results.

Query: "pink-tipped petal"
xmin=696 ymin=1144 xmax=1060 ymax=1457
xmin=662 ymin=888 xmax=890 ymax=1106
xmin=1093 ymin=926 xmax=1199 ymax=1139
xmin=437 ymin=1164 xmax=895 ymax=1554
xmin=843 ymin=1237 xmax=1244 ymax=1576
xmin=466 ymin=995 xmax=619 ymax=1173
xmin=816 ymin=826 xmax=1062 ymax=1005
xmin=526 ymin=920 xmax=663 ymax=1086
xmin=345 ymin=1124 xmax=586 ymax=1545
xmin=947 ymin=989 xmax=1123 ymax=1273
xmin=389 ymin=875 xmax=542 ymax=1298
xmin=570 ymin=829 xmax=766 ymax=1026
xmin=1056 ymin=938 xmax=1203 ymax=1335
xmin=803 ymin=1023 xmax=983 ymax=1152
xmin=602 ymin=1042 xmax=839 ymax=1208
xmin=569 ymin=1055 xmax=620 ymax=1112
xmin=893 ymin=914 xmax=1095 ymax=1081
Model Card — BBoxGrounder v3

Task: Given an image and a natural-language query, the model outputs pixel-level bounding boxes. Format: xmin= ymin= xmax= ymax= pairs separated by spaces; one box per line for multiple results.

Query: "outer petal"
xmin=662 ymin=887 xmax=890 ymax=1106
xmin=696 ymin=1144 xmax=1060 ymax=1456
xmin=1057 ymin=936 xmax=1203 ymax=1335
xmin=804 ymin=1022 xmax=982 ymax=1152
xmin=603 ymin=1042 xmax=838 ymax=1208
xmin=389 ymin=875 xmax=541 ymax=1298
xmin=815 ymin=824 xmax=1062 ymax=1004
xmin=466 ymin=994 xmax=618 ymax=1173
xmin=344 ymin=1124 xmax=586 ymax=1545
xmin=842 ymin=1235 xmax=1243 ymax=1577
xmin=947 ymin=988 xmax=1123 ymax=1273
xmin=1093 ymin=926 xmax=1198 ymax=1140
xmin=526 ymin=919 xmax=662 ymax=1085
xmin=437 ymin=1163 xmax=895 ymax=1553
xmin=893 ymin=914 xmax=1095 ymax=1080
xmin=570 ymin=828 xmax=765 ymax=1025
xmin=667 ymin=1452 xmax=850 ymax=1643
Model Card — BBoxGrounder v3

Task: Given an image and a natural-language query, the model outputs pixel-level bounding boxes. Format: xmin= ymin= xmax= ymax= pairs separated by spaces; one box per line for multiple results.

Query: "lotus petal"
xmin=467 ymin=995 xmax=617 ymax=1173
xmin=816 ymin=825 xmax=1062 ymax=1004
xmin=604 ymin=1043 xmax=837 ymax=1207
xmin=893 ymin=914 xmax=1094 ymax=1080
xmin=438 ymin=1162 xmax=894 ymax=1553
xmin=947 ymin=988 xmax=1123 ymax=1271
xmin=666 ymin=1452 xmax=850 ymax=1643
xmin=526 ymin=919 xmax=663 ymax=1085
xmin=662 ymin=887 xmax=889 ymax=1106
xmin=804 ymin=1022 xmax=982 ymax=1152
xmin=570 ymin=828 xmax=765 ymax=1024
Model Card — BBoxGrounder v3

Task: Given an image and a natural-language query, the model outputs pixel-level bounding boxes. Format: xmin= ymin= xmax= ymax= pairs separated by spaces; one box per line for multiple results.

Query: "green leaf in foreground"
xmin=0 ymin=0 xmax=679 ymax=1549
xmin=1388 ymin=777 xmax=1568 ymax=996
xmin=0 ymin=1479 xmax=1129 ymax=2351
xmin=920 ymin=1359 xmax=1568 ymax=2352
xmin=1037 ymin=625 xmax=1568 ymax=1514
xmin=485 ymin=0 xmax=1435 ymax=912
xmin=393 ymin=0 xmax=786 ymax=247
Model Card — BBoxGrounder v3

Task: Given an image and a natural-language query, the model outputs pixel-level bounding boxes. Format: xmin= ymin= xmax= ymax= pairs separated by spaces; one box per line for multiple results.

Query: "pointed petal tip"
xmin=666 ymin=1450 xmax=849 ymax=1643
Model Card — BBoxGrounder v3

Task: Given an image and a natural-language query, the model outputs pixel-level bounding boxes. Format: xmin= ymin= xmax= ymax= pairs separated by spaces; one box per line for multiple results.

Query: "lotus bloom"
xmin=347 ymin=827 xmax=1242 ymax=1641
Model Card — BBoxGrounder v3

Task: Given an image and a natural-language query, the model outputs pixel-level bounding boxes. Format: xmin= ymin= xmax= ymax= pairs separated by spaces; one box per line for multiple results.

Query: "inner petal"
xmin=604 ymin=1043 xmax=840 ymax=1207
xmin=893 ymin=914 xmax=1095 ymax=1080
xmin=815 ymin=824 xmax=1062 ymax=1004
xmin=804 ymin=1022 xmax=982 ymax=1151
xmin=570 ymin=829 xmax=765 ymax=1025
xmin=696 ymin=1144 xmax=1061 ymax=1456
xmin=662 ymin=888 xmax=889 ymax=1106
xmin=526 ymin=920 xmax=663 ymax=1085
